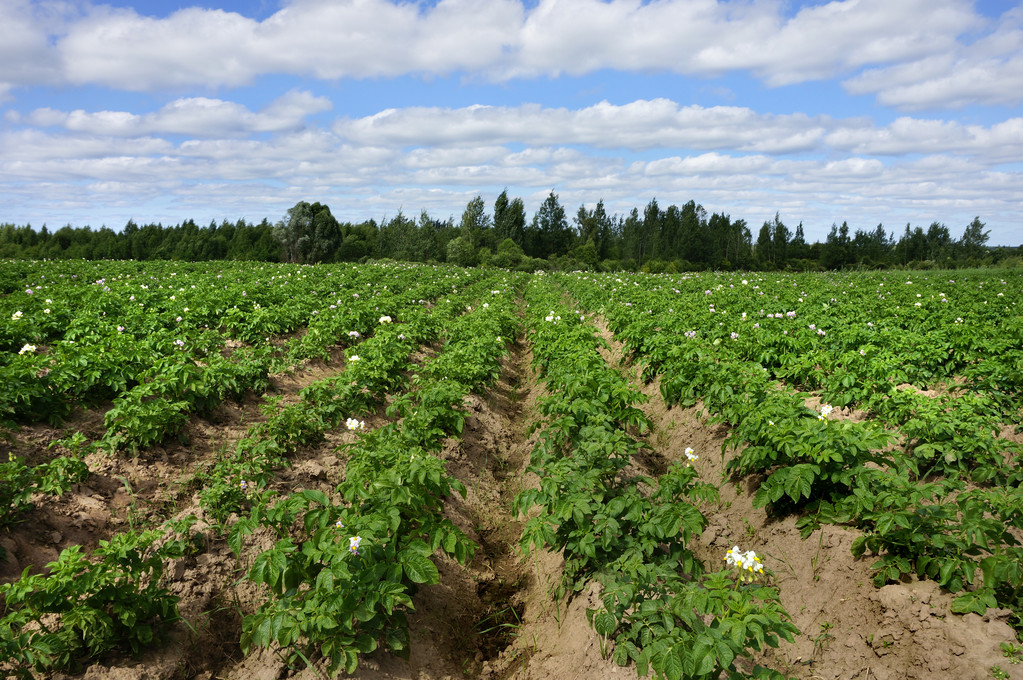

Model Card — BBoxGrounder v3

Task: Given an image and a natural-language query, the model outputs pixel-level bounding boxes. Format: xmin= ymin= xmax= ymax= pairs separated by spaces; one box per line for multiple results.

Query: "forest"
xmin=0 ymin=190 xmax=1015 ymax=270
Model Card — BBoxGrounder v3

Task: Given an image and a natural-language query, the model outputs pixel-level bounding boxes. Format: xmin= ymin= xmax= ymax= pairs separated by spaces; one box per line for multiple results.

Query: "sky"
xmin=2 ymin=0 xmax=1022 ymax=246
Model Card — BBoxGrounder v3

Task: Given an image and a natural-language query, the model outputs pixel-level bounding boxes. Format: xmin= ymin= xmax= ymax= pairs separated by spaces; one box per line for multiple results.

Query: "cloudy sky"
xmin=2 ymin=0 xmax=1022 ymax=245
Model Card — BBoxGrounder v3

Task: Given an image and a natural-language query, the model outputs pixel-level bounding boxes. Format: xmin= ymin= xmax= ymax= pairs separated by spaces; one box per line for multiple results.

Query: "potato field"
xmin=1 ymin=260 xmax=1022 ymax=680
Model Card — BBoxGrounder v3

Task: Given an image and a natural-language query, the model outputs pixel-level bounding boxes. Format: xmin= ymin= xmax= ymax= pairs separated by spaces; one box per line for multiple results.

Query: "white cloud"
xmin=19 ymin=91 xmax=331 ymax=137
xmin=5 ymin=95 xmax=1021 ymax=235
xmin=260 ymin=0 xmax=523 ymax=78
xmin=509 ymin=0 xmax=980 ymax=85
xmin=844 ymin=6 xmax=1023 ymax=109
xmin=0 ymin=0 xmax=67 ymax=92
xmin=642 ymin=153 xmax=777 ymax=177
xmin=59 ymin=6 xmax=262 ymax=90
xmin=404 ymin=146 xmax=509 ymax=169
xmin=334 ymin=100 xmax=832 ymax=152
xmin=55 ymin=0 xmax=523 ymax=89
xmin=848 ymin=54 xmax=1023 ymax=110
xmin=330 ymin=100 xmax=1023 ymax=163
xmin=5 ymin=105 xmax=1021 ymax=243
xmin=0 ymin=0 xmax=986 ymax=107
xmin=825 ymin=115 xmax=1023 ymax=161
xmin=0 ymin=128 xmax=173 ymax=164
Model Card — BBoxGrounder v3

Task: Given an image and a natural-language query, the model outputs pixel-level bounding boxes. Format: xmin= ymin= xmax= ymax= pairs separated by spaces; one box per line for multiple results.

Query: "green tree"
xmin=492 ymin=237 xmax=524 ymax=269
xmin=378 ymin=211 xmax=417 ymax=261
xmin=639 ymin=198 xmax=660 ymax=265
xmin=573 ymin=199 xmax=618 ymax=261
xmin=252 ymin=219 xmax=283 ymax=261
xmin=459 ymin=195 xmax=492 ymax=251
xmin=494 ymin=190 xmax=526 ymax=247
xmin=959 ymin=216 xmax=990 ymax=262
xmin=531 ymin=191 xmax=571 ymax=258
xmin=674 ymin=201 xmax=706 ymax=264
xmin=926 ymin=221 xmax=953 ymax=263
xmin=446 ymin=235 xmax=476 ymax=267
xmin=755 ymin=221 xmax=774 ymax=267
xmin=821 ymin=221 xmax=852 ymax=269
xmin=894 ymin=223 xmax=927 ymax=264
xmin=573 ymin=238 xmax=600 ymax=268
xmin=409 ymin=209 xmax=442 ymax=262
xmin=620 ymin=207 xmax=643 ymax=265
xmin=850 ymin=224 xmax=891 ymax=266
xmin=789 ymin=222 xmax=809 ymax=260
xmin=771 ymin=213 xmax=789 ymax=267
xmin=274 ymin=201 xmax=341 ymax=263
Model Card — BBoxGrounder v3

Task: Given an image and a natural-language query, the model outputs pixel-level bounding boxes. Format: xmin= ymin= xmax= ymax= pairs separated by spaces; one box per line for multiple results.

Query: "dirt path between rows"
xmin=590 ymin=315 xmax=1020 ymax=680
xmin=3 ymin=315 xmax=1020 ymax=680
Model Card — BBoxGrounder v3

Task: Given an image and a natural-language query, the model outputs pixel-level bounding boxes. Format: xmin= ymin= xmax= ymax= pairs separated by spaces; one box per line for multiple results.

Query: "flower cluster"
xmin=725 ymin=545 xmax=764 ymax=582
xmin=19 ymin=343 xmax=36 ymax=355
xmin=348 ymin=535 xmax=362 ymax=555
xmin=11 ymin=310 xmax=23 ymax=321
xmin=345 ymin=418 xmax=365 ymax=431
xmin=379 ymin=315 xmax=392 ymax=324
xmin=684 ymin=447 xmax=699 ymax=464
xmin=818 ymin=404 xmax=834 ymax=421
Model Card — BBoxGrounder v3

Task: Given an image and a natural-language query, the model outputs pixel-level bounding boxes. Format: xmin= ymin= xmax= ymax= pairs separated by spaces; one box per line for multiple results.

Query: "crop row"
xmin=559 ymin=270 xmax=1023 ymax=624
xmin=514 ymin=275 xmax=796 ymax=680
xmin=1 ymin=261 xmax=487 ymax=445
xmin=229 ymin=273 xmax=523 ymax=674
xmin=0 ymin=266 xmax=523 ymax=676
xmin=564 ymin=271 xmax=1022 ymax=484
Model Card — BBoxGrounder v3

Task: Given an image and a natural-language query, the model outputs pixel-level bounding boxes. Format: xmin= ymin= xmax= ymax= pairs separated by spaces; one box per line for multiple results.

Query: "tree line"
xmin=1 ymin=191 xmax=1015 ymax=270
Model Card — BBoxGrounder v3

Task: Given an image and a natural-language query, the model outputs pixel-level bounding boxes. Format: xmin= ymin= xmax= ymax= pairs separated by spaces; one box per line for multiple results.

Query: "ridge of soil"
xmin=591 ymin=315 xmax=1020 ymax=680
xmin=2 ymin=318 xmax=1020 ymax=680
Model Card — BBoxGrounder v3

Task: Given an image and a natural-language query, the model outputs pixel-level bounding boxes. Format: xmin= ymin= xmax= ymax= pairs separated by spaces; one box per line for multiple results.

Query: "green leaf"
xmin=301 ymin=488 xmax=329 ymax=507
xmin=385 ymin=625 xmax=409 ymax=652
xmin=443 ymin=529 xmax=457 ymax=555
xmin=344 ymin=648 xmax=359 ymax=674
xmin=593 ymin=610 xmax=616 ymax=637
xmin=401 ymin=552 xmax=439 ymax=584
xmin=951 ymin=588 xmax=996 ymax=615
xmin=661 ymin=646 xmax=684 ymax=680
xmin=612 ymin=641 xmax=630 ymax=666
xmin=354 ymin=634 xmax=378 ymax=653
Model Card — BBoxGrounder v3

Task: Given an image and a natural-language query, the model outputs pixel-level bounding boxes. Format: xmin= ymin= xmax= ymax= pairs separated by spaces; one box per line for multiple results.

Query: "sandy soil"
xmin=1 ymin=324 xmax=1021 ymax=680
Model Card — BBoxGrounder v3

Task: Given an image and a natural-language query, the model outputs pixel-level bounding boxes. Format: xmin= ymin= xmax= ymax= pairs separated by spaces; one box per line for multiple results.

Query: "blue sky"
xmin=2 ymin=0 xmax=1022 ymax=245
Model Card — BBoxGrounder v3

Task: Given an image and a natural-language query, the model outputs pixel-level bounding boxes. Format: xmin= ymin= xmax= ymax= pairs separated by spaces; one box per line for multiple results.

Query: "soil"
xmin=1 ymin=323 xmax=1020 ymax=680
